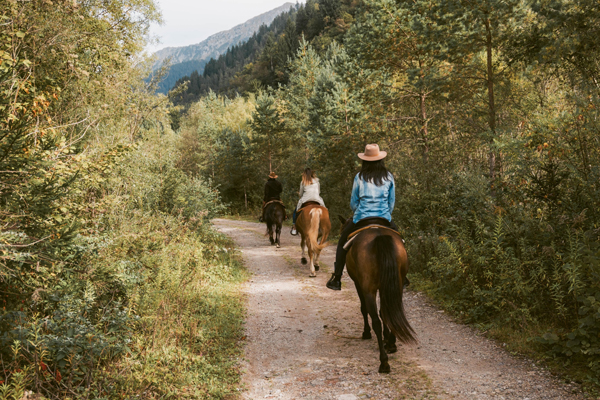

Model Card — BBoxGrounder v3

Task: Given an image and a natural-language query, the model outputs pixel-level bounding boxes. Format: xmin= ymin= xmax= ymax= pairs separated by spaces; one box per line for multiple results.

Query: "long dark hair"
xmin=358 ymin=159 xmax=391 ymax=186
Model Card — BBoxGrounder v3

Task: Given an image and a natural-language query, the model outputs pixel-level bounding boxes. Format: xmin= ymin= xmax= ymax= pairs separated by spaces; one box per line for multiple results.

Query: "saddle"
xmin=262 ymin=199 xmax=287 ymax=220
xmin=297 ymin=201 xmax=322 ymax=215
xmin=263 ymin=199 xmax=285 ymax=210
xmin=343 ymin=224 xmax=404 ymax=250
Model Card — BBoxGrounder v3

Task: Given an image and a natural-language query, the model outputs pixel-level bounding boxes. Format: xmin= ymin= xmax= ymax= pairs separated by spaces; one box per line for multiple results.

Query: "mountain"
xmin=170 ymin=7 xmax=300 ymax=105
xmin=152 ymin=2 xmax=295 ymax=93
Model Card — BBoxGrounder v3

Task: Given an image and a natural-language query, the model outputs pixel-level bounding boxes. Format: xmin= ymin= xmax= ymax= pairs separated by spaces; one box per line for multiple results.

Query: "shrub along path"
xmin=213 ymin=219 xmax=587 ymax=400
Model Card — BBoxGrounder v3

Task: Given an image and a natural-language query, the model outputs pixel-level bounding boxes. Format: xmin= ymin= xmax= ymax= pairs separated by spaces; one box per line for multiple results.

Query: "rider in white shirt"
xmin=291 ymin=168 xmax=325 ymax=235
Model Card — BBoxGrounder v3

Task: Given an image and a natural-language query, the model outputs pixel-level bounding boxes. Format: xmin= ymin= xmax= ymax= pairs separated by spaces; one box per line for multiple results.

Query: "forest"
xmin=176 ymin=0 xmax=600 ymax=391
xmin=1 ymin=0 xmax=600 ymax=398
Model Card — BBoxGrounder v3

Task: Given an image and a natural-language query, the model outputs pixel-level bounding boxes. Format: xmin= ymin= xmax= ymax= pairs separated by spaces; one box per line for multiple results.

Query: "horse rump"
xmin=374 ymin=235 xmax=416 ymax=344
xmin=264 ymin=203 xmax=285 ymax=228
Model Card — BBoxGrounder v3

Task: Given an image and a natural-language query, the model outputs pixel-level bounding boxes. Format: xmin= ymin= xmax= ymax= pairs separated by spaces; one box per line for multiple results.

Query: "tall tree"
xmin=409 ymin=0 xmax=525 ymax=190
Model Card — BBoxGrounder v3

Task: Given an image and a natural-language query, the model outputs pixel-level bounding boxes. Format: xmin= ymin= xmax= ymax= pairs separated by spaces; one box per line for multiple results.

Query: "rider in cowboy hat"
xmin=261 ymin=171 xmax=283 ymax=222
xmin=326 ymin=144 xmax=399 ymax=291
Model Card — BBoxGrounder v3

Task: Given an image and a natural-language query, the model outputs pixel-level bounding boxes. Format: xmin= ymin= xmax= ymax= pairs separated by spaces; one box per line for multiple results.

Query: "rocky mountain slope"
xmin=152 ymin=2 xmax=294 ymax=71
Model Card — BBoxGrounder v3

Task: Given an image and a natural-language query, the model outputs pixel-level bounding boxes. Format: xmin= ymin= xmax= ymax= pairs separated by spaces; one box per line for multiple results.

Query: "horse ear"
xmin=338 ymin=214 xmax=347 ymax=225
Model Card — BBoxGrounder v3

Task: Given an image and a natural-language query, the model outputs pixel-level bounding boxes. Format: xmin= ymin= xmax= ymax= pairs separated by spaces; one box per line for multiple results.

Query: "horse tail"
xmin=308 ymin=208 xmax=328 ymax=252
xmin=375 ymin=235 xmax=416 ymax=344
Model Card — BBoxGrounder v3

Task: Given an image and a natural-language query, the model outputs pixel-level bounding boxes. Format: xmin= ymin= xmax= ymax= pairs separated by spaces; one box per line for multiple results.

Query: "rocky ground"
xmin=213 ymin=218 xmax=590 ymax=400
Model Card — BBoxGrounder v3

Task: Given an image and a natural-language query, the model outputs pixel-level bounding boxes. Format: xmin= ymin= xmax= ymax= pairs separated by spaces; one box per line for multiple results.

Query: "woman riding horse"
xmin=326 ymin=144 xmax=399 ymax=291
xmin=291 ymin=168 xmax=326 ymax=236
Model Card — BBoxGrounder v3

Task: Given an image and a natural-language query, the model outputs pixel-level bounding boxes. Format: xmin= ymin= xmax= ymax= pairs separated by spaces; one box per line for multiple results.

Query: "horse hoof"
xmin=385 ymin=345 xmax=397 ymax=354
xmin=276 ymin=244 xmax=280 ymax=248
xmin=314 ymin=264 xmax=320 ymax=271
xmin=301 ymin=257 xmax=307 ymax=265
xmin=309 ymin=273 xmax=316 ymax=278
xmin=362 ymin=332 xmax=372 ymax=340
xmin=378 ymin=363 xmax=391 ymax=374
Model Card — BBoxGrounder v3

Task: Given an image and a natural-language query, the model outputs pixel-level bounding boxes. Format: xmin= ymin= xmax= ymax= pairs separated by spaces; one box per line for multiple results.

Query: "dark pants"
xmin=292 ymin=208 xmax=298 ymax=224
xmin=333 ymin=217 xmax=399 ymax=277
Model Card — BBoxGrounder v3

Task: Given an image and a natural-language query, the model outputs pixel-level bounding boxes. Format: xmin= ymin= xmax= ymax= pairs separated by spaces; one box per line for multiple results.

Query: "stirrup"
xmin=290 ymin=227 xmax=298 ymax=236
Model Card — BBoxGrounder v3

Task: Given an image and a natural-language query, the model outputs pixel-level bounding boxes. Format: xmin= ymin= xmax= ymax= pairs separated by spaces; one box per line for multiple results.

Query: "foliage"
xmin=1 ymin=0 xmax=245 ymax=398
xmin=177 ymin=0 xmax=600 ymax=389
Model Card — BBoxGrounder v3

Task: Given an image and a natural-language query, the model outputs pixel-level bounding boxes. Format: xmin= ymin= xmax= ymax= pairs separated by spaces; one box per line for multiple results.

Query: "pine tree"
xmin=409 ymin=0 xmax=526 ymax=190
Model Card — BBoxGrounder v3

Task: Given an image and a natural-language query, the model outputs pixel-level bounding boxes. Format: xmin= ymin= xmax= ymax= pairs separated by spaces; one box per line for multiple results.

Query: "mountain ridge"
xmin=152 ymin=2 xmax=295 ymax=71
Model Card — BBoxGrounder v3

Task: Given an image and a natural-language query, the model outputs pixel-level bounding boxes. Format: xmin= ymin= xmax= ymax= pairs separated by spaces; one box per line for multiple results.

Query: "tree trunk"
xmin=268 ymin=138 xmax=272 ymax=173
xmin=420 ymin=92 xmax=430 ymax=166
xmin=485 ymin=18 xmax=497 ymax=195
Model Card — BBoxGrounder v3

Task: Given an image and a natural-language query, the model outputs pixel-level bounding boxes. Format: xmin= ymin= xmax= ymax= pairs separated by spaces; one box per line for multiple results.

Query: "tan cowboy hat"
xmin=358 ymin=144 xmax=387 ymax=161
xmin=268 ymin=171 xmax=278 ymax=178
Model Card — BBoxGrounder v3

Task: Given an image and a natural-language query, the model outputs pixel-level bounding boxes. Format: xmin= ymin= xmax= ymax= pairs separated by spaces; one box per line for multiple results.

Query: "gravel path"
xmin=213 ymin=218 xmax=589 ymax=400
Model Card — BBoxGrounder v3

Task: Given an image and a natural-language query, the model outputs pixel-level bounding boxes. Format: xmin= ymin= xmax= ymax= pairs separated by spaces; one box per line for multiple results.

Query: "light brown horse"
xmin=340 ymin=216 xmax=416 ymax=373
xmin=296 ymin=203 xmax=331 ymax=277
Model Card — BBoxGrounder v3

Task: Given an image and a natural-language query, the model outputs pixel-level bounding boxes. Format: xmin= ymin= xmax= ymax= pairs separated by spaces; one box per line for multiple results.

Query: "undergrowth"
xmin=0 ymin=128 xmax=248 ymax=399
xmin=400 ymin=170 xmax=600 ymax=395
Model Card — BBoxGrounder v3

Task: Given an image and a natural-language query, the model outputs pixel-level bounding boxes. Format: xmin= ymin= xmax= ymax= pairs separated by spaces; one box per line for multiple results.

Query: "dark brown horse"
xmin=296 ymin=203 xmax=331 ymax=276
xmin=339 ymin=216 xmax=416 ymax=373
xmin=264 ymin=201 xmax=286 ymax=247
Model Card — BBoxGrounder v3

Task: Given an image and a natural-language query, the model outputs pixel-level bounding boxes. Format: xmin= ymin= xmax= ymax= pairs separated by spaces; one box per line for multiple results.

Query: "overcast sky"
xmin=147 ymin=0 xmax=301 ymax=52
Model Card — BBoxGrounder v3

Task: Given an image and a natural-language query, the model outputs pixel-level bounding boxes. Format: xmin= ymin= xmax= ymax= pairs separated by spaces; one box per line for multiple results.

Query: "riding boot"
xmin=326 ymin=263 xmax=342 ymax=291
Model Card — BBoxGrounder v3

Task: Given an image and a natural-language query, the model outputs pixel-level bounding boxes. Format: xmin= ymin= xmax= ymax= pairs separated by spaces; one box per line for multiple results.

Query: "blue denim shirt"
xmin=350 ymin=173 xmax=395 ymax=223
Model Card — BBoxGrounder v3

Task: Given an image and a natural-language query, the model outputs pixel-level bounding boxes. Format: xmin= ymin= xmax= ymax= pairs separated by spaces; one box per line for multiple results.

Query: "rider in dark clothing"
xmin=264 ymin=172 xmax=283 ymax=202
xmin=261 ymin=172 xmax=283 ymax=221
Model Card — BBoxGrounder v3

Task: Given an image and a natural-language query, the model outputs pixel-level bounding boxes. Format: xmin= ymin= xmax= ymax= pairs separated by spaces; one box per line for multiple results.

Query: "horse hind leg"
xmin=366 ymin=293 xmax=390 ymax=373
xmin=307 ymin=243 xmax=316 ymax=277
xmin=380 ymin=310 xmax=397 ymax=353
xmin=357 ymin=286 xmax=371 ymax=339
xmin=385 ymin=327 xmax=397 ymax=353
xmin=300 ymin=237 xmax=307 ymax=265
xmin=275 ymin=223 xmax=281 ymax=248
xmin=313 ymin=243 xmax=321 ymax=271
xmin=268 ymin=224 xmax=275 ymax=245
xmin=313 ymin=249 xmax=320 ymax=271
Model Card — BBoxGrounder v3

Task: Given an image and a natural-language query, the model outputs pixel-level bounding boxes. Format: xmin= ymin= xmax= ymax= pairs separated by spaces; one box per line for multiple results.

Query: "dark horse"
xmin=339 ymin=216 xmax=416 ymax=373
xmin=264 ymin=201 xmax=286 ymax=248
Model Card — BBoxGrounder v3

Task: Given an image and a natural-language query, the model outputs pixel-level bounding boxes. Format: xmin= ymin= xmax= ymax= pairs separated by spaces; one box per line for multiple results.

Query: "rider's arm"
xmin=298 ymin=182 xmax=304 ymax=197
xmin=350 ymin=175 xmax=360 ymax=212
xmin=388 ymin=175 xmax=395 ymax=215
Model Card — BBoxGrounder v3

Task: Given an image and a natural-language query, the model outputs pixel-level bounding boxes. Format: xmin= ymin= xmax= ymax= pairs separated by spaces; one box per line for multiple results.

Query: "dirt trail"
xmin=213 ymin=219 xmax=587 ymax=400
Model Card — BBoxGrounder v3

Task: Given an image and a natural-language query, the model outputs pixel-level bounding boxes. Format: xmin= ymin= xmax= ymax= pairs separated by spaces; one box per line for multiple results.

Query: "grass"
xmin=95 ymin=216 xmax=249 ymax=399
